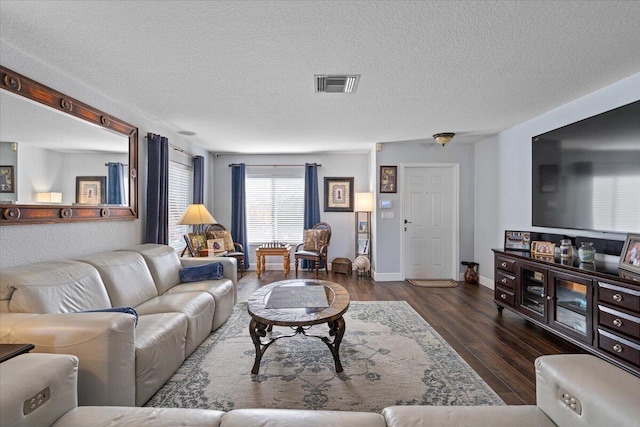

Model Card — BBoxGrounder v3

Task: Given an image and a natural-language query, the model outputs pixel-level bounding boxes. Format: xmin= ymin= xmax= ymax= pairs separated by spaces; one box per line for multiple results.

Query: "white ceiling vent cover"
xmin=315 ymin=75 xmax=360 ymax=93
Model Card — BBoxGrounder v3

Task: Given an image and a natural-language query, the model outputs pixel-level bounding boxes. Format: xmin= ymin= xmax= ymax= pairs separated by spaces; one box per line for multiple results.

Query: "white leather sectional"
xmin=2 ymin=352 xmax=638 ymax=427
xmin=0 ymin=244 xmax=237 ymax=407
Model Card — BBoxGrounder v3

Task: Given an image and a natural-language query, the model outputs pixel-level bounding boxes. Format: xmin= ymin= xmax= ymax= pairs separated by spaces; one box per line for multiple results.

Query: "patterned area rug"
xmin=145 ymin=301 xmax=503 ymax=412
xmin=407 ymin=279 xmax=459 ymax=288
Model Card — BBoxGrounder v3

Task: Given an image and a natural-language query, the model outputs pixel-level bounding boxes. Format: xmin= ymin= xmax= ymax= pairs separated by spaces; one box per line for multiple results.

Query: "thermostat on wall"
xmin=379 ymin=200 xmax=392 ymax=209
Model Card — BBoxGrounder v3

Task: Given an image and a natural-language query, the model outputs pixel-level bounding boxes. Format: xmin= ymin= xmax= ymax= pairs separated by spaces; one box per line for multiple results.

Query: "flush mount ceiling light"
xmin=315 ymin=75 xmax=360 ymax=93
xmin=433 ymin=132 xmax=455 ymax=146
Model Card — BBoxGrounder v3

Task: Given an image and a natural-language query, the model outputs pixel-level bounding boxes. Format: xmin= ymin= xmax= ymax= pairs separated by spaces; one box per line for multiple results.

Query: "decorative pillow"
xmin=303 ymin=229 xmax=329 ymax=251
xmin=179 ymin=262 xmax=224 ymax=283
xmin=206 ymin=230 xmax=235 ymax=252
xmin=82 ymin=306 xmax=139 ymax=327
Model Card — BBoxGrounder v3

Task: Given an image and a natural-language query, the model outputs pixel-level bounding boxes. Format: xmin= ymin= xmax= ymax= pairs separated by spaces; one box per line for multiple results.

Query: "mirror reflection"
xmin=0 ymin=91 xmax=129 ymax=206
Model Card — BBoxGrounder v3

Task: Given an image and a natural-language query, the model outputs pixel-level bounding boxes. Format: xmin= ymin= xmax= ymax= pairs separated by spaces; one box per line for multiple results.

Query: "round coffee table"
xmin=247 ymin=279 xmax=350 ymax=375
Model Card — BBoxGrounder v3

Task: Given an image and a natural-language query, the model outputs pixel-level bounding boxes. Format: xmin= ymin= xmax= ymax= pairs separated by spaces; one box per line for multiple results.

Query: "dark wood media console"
xmin=493 ymin=249 xmax=640 ymax=377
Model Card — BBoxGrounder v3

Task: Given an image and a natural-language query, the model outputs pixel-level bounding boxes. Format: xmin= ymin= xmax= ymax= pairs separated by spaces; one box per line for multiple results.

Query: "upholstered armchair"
xmin=294 ymin=222 xmax=332 ymax=278
xmin=205 ymin=224 xmax=245 ymax=278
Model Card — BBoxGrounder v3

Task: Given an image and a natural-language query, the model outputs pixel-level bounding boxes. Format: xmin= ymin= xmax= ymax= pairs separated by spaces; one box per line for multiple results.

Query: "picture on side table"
xmin=324 ymin=177 xmax=354 ymax=212
xmin=619 ymin=233 xmax=640 ymax=274
xmin=531 ymin=241 xmax=556 ymax=256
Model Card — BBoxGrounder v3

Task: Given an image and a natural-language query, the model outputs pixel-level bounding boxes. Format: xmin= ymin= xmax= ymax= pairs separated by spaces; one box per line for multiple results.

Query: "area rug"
xmin=407 ymin=279 xmax=459 ymax=288
xmin=145 ymin=301 xmax=502 ymax=412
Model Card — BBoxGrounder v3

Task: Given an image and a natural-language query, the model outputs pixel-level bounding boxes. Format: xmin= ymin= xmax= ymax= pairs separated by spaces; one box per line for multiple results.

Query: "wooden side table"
xmin=0 ymin=343 xmax=35 ymax=363
xmin=255 ymin=245 xmax=291 ymax=278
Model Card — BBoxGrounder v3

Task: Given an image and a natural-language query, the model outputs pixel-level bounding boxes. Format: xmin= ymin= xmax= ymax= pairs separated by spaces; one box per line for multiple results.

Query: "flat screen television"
xmin=532 ymin=100 xmax=640 ymax=234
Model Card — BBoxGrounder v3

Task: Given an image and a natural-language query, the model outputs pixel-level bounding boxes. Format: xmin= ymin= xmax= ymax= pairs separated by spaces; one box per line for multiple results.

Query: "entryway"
xmin=401 ymin=164 xmax=459 ymax=280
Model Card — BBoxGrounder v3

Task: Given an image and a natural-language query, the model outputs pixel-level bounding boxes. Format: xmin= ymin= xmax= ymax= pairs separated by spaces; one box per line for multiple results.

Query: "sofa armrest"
xmin=535 ymin=354 xmax=640 ymax=427
xmin=0 ymin=353 xmax=78 ymax=427
xmin=2 ymin=312 xmax=136 ymax=406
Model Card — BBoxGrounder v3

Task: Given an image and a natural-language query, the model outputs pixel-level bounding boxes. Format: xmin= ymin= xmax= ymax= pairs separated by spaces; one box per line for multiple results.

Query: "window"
xmin=246 ymin=175 xmax=305 ymax=244
xmin=168 ymin=160 xmax=193 ymax=251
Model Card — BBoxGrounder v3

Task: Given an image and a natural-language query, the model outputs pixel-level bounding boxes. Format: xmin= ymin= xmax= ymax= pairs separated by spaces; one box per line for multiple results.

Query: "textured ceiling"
xmin=1 ymin=1 xmax=640 ymax=154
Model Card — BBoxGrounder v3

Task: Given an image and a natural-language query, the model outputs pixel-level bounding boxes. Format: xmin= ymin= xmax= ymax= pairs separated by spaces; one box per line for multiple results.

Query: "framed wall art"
xmin=619 ymin=233 xmax=640 ymax=274
xmin=324 ymin=177 xmax=354 ymax=212
xmin=76 ymin=176 xmax=106 ymax=204
xmin=380 ymin=166 xmax=397 ymax=193
xmin=504 ymin=230 xmax=531 ymax=251
xmin=0 ymin=165 xmax=15 ymax=193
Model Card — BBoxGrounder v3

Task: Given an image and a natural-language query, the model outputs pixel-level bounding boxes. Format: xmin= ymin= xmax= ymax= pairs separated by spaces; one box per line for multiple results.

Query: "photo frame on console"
xmin=504 ymin=230 xmax=531 ymax=251
xmin=619 ymin=233 xmax=640 ymax=275
xmin=531 ymin=241 xmax=555 ymax=256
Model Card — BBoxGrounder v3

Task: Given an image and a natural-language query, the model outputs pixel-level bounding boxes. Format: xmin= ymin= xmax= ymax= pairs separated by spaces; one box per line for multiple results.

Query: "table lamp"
xmin=177 ymin=204 xmax=217 ymax=251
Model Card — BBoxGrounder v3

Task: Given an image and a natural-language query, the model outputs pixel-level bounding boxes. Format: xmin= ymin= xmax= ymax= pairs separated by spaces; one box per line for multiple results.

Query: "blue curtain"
xmin=193 ymin=155 xmax=204 ymax=204
xmin=145 ymin=133 xmax=169 ymax=244
xmin=107 ymin=162 xmax=126 ymax=205
xmin=231 ymin=163 xmax=249 ymax=269
xmin=303 ymin=163 xmax=321 ymax=269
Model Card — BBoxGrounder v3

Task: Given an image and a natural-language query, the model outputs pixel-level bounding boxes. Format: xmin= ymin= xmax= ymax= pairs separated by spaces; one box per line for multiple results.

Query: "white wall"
xmin=0 ymin=41 xmax=211 ymax=268
xmin=212 ymin=152 xmax=369 ymax=268
xmin=474 ymin=72 xmax=640 ymax=288
xmin=374 ymin=141 xmax=475 ymax=281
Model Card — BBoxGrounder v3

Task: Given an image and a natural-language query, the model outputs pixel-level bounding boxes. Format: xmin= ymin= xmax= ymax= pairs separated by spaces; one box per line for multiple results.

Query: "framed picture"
xmin=504 ymin=230 xmax=531 ymax=251
xmin=619 ymin=233 xmax=640 ymax=274
xmin=358 ymin=221 xmax=367 ymax=232
xmin=380 ymin=166 xmax=397 ymax=193
xmin=183 ymin=234 xmax=196 ymax=257
xmin=76 ymin=176 xmax=106 ymax=204
xmin=358 ymin=238 xmax=369 ymax=255
xmin=207 ymin=238 xmax=225 ymax=253
xmin=324 ymin=177 xmax=354 ymax=212
xmin=531 ymin=241 xmax=556 ymax=256
xmin=0 ymin=165 xmax=15 ymax=193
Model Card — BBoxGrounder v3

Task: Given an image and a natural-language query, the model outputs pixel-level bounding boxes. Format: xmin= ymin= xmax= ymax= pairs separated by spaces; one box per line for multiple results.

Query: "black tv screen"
xmin=532 ymin=100 xmax=640 ymax=234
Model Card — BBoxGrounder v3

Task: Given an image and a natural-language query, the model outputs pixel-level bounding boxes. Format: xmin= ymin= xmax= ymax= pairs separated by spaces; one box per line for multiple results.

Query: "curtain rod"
xmin=228 ymin=163 xmax=322 ymax=167
xmin=104 ymin=163 xmax=129 ymax=166
xmin=169 ymin=143 xmax=196 ymax=158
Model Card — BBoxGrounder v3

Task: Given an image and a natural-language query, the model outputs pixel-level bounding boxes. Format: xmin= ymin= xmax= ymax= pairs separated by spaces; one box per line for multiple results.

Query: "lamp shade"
xmin=36 ymin=192 xmax=62 ymax=203
xmin=355 ymin=192 xmax=374 ymax=212
xmin=176 ymin=204 xmax=217 ymax=225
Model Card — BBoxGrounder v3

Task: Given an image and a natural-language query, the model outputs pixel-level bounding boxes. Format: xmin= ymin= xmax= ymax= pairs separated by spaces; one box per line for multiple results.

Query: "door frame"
xmin=400 ymin=163 xmax=460 ymax=281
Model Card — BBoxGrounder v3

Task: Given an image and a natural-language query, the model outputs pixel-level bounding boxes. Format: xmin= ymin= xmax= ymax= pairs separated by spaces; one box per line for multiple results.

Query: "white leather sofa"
xmin=0 ymin=244 xmax=237 ymax=407
xmin=1 ymin=352 xmax=638 ymax=427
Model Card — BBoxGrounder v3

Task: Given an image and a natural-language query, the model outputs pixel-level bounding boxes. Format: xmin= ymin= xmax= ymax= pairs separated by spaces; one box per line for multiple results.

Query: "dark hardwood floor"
xmin=237 ymin=269 xmax=585 ymax=405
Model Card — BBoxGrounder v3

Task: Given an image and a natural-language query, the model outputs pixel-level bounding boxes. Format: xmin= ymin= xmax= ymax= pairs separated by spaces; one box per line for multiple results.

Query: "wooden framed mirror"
xmin=0 ymin=65 xmax=138 ymax=224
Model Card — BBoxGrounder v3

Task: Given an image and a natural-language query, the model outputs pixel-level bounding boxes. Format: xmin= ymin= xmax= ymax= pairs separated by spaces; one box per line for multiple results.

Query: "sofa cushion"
xmin=77 ymin=251 xmax=158 ymax=308
xmin=166 ymin=278 xmax=235 ymax=331
xmin=221 ymin=409 xmax=387 ymax=427
xmin=136 ymin=292 xmax=214 ymax=357
xmin=135 ymin=312 xmax=187 ymax=406
xmin=179 ymin=262 xmax=224 ymax=283
xmin=382 ymin=406 xmax=554 ymax=427
xmin=123 ymin=244 xmax=182 ymax=295
xmin=206 ymin=230 xmax=235 ymax=252
xmin=1 ymin=261 xmax=111 ymax=314
xmin=53 ymin=407 xmax=225 ymax=427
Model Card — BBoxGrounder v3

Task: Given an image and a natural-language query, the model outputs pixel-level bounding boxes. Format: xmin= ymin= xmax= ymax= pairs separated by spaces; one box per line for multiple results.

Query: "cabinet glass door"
xmin=550 ymin=271 xmax=592 ymax=343
xmin=519 ymin=263 xmax=546 ymax=322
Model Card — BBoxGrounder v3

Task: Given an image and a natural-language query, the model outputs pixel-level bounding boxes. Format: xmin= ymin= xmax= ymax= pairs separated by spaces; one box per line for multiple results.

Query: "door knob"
xmin=404 ymin=219 xmax=412 ymax=224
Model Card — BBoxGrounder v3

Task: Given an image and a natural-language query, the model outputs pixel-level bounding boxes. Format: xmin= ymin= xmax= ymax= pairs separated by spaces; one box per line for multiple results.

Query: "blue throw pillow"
xmin=180 ymin=262 xmax=224 ymax=283
xmin=82 ymin=306 xmax=139 ymax=327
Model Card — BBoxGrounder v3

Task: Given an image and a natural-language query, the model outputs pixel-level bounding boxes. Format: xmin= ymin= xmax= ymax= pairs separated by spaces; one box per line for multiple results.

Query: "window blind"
xmin=168 ymin=160 xmax=193 ymax=251
xmin=246 ymin=176 xmax=304 ymax=244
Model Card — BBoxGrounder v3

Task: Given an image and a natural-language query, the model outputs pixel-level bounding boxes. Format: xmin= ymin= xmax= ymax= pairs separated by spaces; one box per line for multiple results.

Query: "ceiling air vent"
xmin=315 ymin=75 xmax=360 ymax=93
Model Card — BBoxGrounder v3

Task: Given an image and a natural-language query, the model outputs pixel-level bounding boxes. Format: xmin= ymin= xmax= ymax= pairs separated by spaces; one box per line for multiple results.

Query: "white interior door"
xmin=402 ymin=165 xmax=456 ymax=279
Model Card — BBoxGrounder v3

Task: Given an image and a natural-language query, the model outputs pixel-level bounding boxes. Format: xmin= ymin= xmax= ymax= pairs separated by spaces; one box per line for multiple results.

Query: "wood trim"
xmin=0 ymin=65 xmax=138 ymax=225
